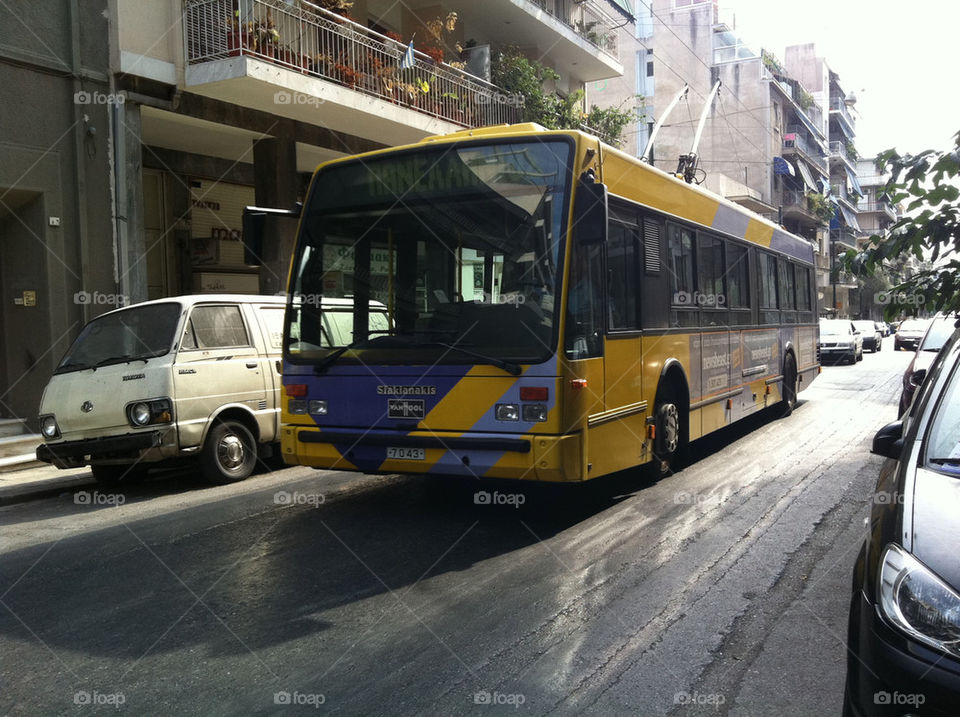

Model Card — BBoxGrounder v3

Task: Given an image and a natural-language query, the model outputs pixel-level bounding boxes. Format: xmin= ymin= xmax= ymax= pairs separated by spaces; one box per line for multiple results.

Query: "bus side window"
xmin=564 ymin=241 xmax=604 ymax=359
xmin=758 ymin=251 xmax=779 ymax=325
xmin=668 ymin=224 xmax=697 ymax=327
xmin=607 ymin=222 xmax=639 ymax=331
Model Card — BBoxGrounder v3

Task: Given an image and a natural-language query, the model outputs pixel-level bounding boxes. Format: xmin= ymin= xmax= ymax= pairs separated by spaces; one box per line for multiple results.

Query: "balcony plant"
xmin=806 ymin=191 xmax=836 ymax=224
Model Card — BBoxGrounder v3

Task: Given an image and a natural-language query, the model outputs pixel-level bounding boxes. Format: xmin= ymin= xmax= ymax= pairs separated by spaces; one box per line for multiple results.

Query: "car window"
xmin=926 ymin=360 xmax=960 ymax=472
xmin=919 ymin=318 xmax=957 ymax=352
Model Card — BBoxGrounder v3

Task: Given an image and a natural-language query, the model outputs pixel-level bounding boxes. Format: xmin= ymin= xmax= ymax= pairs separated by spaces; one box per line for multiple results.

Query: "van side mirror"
xmin=573 ymin=176 xmax=607 ymax=245
xmin=872 ymin=421 xmax=904 ymax=459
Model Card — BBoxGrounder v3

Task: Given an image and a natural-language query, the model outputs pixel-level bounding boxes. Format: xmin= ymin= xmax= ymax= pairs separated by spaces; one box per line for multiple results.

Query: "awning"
xmin=773 ymin=156 xmax=795 ymax=176
xmin=839 ymin=204 xmax=861 ymax=232
xmin=795 ymin=160 xmax=818 ymax=192
xmin=846 ymin=167 xmax=863 ymax=197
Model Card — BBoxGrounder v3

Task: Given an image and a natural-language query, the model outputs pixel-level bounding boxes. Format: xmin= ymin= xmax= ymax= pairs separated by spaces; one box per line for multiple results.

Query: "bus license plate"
xmin=386 ymin=447 xmax=425 ymax=460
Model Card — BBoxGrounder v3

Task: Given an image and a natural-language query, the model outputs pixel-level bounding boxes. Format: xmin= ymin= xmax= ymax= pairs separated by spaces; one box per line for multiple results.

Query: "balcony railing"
xmin=529 ymin=0 xmax=620 ymax=59
xmin=829 ymin=97 xmax=855 ymax=128
xmin=858 ymin=201 xmax=898 ymax=221
xmin=828 ymin=140 xmax=855 ymax=165
xmin=783 ymin=128 xmax=827 ymax=172
xmin=185 ymin=0 xmax=522 ymax=129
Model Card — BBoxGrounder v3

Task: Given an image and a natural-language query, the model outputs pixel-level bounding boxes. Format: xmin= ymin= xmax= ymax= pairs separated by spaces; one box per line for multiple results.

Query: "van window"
xmin=183 ymin=305 xmax=250 ymax=349
xmin=259 ymin=307 xmax=285 ymax=350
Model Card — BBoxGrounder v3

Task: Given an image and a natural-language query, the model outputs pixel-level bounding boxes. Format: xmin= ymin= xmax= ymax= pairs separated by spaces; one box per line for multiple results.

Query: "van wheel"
xmin=201 ymin=420 xmax=257 ymax=484
xmin=779 ymin=354 xmax=798 ymax=417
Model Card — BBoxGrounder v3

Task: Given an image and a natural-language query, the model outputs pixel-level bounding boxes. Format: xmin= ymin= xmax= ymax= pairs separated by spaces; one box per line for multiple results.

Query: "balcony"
xmin=783 ymin=127 xmax=827 ymax=174
xmin=185 ymin=0 xmax=521 ymax=146
xmin=829 ymin=97 xmax=855 ymax=138
xmin=858 ymin=201 xmax=898 ymax=222
xmin=780 ymin=189 xmax=822 ymax=229
xmin=828 ymin=140 xmax=857 ymax=171
xmin=830 ymin=226 xmax=859 ymax=251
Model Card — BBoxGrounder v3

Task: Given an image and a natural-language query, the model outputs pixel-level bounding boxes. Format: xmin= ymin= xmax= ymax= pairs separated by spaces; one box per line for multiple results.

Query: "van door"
xmin=173 ymin=304 xmax=268 ymax=449
xmin=252 ymin=304 xmax=285 ymax=441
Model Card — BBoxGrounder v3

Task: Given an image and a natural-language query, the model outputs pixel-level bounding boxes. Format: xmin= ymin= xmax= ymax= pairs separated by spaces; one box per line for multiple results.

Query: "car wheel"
xmin=201 ymin=420 xmax=257 ymax=484
xmin=779 ymin=353 xmax=798 ymax=417
xmin=653 ymin=386 xmax=686 ymax=478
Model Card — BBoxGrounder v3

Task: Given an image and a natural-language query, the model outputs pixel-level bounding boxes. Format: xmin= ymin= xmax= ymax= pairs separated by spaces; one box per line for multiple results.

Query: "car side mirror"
xmin=872 ymin=421 xmax=904 ymax=459
xmin=909 ymin=368 xmax=927 ymax=388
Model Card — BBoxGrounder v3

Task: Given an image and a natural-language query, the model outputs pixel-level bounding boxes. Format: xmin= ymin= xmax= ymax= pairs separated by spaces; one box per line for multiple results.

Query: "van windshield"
xmin=55 ymin=302 xmax=183 ymax=374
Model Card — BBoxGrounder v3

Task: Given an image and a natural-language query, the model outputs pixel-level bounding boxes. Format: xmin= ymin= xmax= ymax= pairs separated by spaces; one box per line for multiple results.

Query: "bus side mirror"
xmin=573 ymin=178 xmax=607 ymax=245
xmin=242 ymin=204 xmax=302 ymax=266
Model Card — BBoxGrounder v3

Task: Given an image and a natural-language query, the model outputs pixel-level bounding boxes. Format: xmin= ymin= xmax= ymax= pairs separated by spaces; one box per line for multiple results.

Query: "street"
xmin=0 ymin=342 xmax=910 ymax=716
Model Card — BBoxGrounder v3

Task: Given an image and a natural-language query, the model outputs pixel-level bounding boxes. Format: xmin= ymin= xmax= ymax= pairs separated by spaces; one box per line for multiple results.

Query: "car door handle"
xmin=246 ymin=362 xmax=258 ymax=369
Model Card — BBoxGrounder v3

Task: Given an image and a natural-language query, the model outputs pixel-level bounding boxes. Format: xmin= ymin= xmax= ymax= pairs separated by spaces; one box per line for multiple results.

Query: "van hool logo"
xmin=377 ymin=385 xmax=437 ymax=396
xmin=388 ymin=399 xmax=425 ymax=419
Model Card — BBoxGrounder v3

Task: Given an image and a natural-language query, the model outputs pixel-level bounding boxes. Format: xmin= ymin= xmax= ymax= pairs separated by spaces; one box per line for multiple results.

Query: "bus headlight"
xmin=878 ymin=544 xmax=960 ymax=658
xmin=522 ymin=404 xmax=548 ymax=422
xmin=125 ymin=398 xmax=172 ymax=427
xmin=309 ymin=400 xmax=328 ymax=415
xmin=495 ymin=404 xmax=520 ymax=421
xmin=288 ymin=399 xmax=308 ymax=415
xmin=40 ymin=415 xmax=60 ymax=439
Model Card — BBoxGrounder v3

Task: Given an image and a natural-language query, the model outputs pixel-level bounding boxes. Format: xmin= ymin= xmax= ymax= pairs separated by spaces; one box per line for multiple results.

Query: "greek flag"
xmin=400 ymin=40 xmax=415 ymax=70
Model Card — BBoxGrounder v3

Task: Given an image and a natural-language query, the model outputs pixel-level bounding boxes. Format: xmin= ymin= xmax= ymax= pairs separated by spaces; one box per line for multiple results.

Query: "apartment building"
xmin=0 ymin=0 xmax=627 ymax=426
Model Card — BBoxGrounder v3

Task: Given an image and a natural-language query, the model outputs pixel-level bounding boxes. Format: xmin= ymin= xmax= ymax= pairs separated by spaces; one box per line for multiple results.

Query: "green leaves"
xmin=844 ymin=131 xmax=960 ymax=319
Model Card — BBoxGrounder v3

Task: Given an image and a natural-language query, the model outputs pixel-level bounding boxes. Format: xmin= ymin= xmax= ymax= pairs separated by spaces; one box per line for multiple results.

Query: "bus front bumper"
xmin=282 ymin=426 xmax=583 ymax=482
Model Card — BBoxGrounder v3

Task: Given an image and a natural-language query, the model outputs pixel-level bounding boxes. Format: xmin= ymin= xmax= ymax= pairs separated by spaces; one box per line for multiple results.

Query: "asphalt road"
xmin=0 ymin=340 xmax=911 ymax=715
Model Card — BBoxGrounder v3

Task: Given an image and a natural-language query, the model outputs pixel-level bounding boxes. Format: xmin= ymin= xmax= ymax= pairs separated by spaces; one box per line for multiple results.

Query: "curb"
xmin=0 ymin=472 xmax=97 ymax=507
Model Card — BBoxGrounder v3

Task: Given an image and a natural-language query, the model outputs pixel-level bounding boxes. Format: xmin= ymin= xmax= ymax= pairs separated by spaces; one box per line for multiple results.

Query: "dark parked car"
xmin=898 ymin=316 xmax=958 ymax=415
xmin=854 ymin=320 xmax=883 ymax=353
xmin=894 ymin=318 xmax=932 ymax=351
xmin=844 ymin=328 xmax=960 ymax=716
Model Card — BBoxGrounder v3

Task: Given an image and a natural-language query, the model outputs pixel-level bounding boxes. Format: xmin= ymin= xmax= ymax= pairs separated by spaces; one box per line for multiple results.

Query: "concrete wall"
xmin=0 ymin=0 xmax=119 ymax=423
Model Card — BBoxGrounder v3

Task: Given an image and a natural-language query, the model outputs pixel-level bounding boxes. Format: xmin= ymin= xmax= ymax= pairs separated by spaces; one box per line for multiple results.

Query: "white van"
xmin=37 ymin=295 xmax=287 ymax=484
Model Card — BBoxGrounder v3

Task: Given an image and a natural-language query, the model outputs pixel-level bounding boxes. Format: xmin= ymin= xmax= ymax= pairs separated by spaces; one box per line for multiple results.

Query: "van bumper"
xmin=37 ymin=431 xmax=167 ymax=468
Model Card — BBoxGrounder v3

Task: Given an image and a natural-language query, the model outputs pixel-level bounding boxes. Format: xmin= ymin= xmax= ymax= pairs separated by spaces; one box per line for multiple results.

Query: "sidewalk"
xmin=0 ymin=462 xmax=96 ymax=507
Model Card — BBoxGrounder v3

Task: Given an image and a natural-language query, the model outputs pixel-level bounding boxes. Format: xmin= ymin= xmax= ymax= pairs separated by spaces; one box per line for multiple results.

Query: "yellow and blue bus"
xmin=273 ymin=123 xmax=819 ymax=481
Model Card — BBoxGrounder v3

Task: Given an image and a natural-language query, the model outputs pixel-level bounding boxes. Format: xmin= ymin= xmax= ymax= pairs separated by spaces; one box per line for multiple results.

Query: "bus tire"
xmin=779 ymin=353 xmax=798 ymax=417
xmin=653 ymin=386 xmax=686 ymax=477
xmin=201 ymin=420 xmax=257 ymax=484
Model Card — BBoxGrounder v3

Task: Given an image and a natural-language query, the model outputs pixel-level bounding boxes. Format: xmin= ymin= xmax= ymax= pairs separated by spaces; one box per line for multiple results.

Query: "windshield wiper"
xmin=93 ymin=355 xmax=150 ymax=369
xmin=431 ymin=342 xmax=522 ymax=376
xmin=929 ymin=457 xmax=960 ymax=466
xmin=314 ymin=341 xmax=368 ymax=374
xmin=55 ymin=361 xmax=90 ymax=374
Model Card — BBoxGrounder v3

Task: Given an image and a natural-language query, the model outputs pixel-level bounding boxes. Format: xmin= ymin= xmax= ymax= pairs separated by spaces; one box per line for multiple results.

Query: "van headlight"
xmin=878 ymin=544 xmax=960 ymax=658
xmin=125 ymin=398 xmax=173 ymax=427
xmin=40 ymin=415 xmax=60 ymax=439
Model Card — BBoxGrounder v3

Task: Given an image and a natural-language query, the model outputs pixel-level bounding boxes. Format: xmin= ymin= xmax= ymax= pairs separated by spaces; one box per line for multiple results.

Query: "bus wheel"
xmin=779 ymin=354 xmax=798 ymax=417
xmin=653 ymin=392 xmax=683 ymax=476
xmin=201 ymin=420 xmax=257 ymax=484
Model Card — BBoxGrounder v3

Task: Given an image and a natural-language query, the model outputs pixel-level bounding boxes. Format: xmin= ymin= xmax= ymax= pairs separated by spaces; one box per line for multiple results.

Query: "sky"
xmin=720 ymin=0 xmax=960 ymax=157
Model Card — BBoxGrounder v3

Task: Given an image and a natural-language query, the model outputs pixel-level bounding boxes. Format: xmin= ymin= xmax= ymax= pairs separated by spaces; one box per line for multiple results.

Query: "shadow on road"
xmin=0 ymin=405 xmax=791 ymax=663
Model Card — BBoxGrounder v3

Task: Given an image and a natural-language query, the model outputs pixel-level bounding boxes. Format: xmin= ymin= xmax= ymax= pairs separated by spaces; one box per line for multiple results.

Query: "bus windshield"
xmin=287 ymin=139 xmax=573 ymax=366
